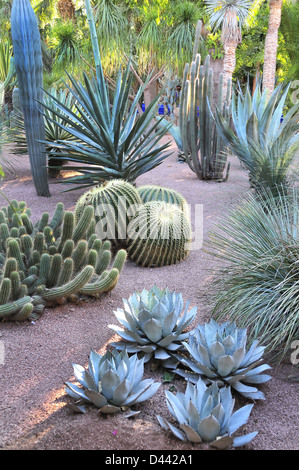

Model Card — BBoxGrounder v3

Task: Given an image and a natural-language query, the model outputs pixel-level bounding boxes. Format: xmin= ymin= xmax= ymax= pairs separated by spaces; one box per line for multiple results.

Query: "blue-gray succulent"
xmin=65 ymin=348 xmax=161 ymax=414
xmin=109 ymin=286 xmax=197 ymax=365
xmin=157 ymin=378 xmax=257 ymax=449
xmin=174 ymin=319 xmax=271 ymax=400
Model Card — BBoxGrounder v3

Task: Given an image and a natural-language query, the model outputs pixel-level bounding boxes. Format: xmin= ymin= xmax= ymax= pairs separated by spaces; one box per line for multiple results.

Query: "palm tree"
xmin=262 ymin=0 xmax=283 ymax=95
xmin=204 ymin=0 xmax=255 ymax=99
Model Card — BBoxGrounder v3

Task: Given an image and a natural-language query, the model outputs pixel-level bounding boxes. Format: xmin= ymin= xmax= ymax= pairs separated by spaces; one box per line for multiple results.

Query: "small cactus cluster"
xmin=0 ymin=199 xmax=126 ymax=321
xmin=75 ymin=180 xmax=191 ymax=268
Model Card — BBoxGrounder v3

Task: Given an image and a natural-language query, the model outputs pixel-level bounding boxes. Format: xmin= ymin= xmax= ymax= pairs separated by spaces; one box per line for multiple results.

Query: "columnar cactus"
xmin=180 ymin=54 xmax=231 ymax=181
xmin=0 ymin=200 xmax=127 ymax=321
xmin=126 ymin=201 xmax=191 ymax=267
xmin=11 ymin=0 xmax=50 ymax=197
xmin=75 ymin=180 xmax=143 ymax=249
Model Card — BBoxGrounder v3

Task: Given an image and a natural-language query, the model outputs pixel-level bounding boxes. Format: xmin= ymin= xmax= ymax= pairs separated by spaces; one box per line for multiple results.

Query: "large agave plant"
xmin=40 ymin=60 xmax=173 ymax=191
xmin=65 ymin=348 xmax=161 ymax=414
xmin=109 ymin=286 xmax=197 ymax=365
xmin=157 ymin=378 xmax=257 ymax=449
xmin=174 ymin=319 xmax=271 ymax=400
xmin=214 ymin=80 xmax=299 ymax=197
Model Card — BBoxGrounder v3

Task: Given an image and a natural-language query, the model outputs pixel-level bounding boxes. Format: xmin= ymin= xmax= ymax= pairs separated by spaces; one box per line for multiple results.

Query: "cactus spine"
xmin=180 ymin=54 xmax=231 ymax=181
xmin=11 ymin=0 xmax=50 ymax=197
xmin=0 ymin=201 xmax=127 ymax=321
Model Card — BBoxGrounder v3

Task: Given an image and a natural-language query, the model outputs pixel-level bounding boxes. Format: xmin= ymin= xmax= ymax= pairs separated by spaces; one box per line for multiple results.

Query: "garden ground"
xmin=0 ymin=135 xmax=298 ymax=451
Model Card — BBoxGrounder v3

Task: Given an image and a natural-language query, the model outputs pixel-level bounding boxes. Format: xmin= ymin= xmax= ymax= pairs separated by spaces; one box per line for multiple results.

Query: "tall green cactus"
xmin=11 ymin=0 xmax=50 ymax=197
xmin=0 ymin=200 xmax=127 ymax=321
xmin=180 ymin=54 xmax=231 ymax=181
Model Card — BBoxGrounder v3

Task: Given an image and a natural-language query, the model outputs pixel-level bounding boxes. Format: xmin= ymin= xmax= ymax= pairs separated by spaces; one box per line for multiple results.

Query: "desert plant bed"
xmin=0 ymin=137 xmax=298 ymax=451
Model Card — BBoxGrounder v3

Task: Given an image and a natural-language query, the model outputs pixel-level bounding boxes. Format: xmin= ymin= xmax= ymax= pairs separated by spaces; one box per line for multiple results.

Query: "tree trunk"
xmin=222 ymin=38 xmax=238 ymax=104
xmin=262 ymin=0 xmax=283 ymax=95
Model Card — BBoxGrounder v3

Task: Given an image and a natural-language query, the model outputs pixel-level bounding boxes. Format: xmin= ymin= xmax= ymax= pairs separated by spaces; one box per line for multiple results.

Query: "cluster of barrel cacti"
xmin=0 ymin=199 xmax=126 ymax=321
xmin=75 ymin=180 xmax=191 ymax=268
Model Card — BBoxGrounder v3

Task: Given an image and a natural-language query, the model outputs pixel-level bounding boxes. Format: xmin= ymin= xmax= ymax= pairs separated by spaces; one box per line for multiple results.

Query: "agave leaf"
xmin=162 ymin=310 xmax=178 ymax=337
xmin=112 ymin=379 xmax=132 ymax=405
xmin=64 ymin=382 xmax=90 ymax=402
xmin=210 ymin=434 xmax=234 ymax=449
xmin=166 ymin=390 xmax=188 ymax=425
xmin=157 ymin=333 xmax=178 ymax=348
xmin=227 ymin=404 xmax=254 ymax=435
xmin=209 ymin=341 xmax=226 ymax=368
xmin=72 ymin=363 xmax=98 ymax=391
xmin=233 ymin=431 xmax=258 ymax=448
xmin=142 ymin=318 xmax=163 ymax=343
xmin=123 ymin=380 xmax=160 ymax=406
xmin=154 ymin=348 xmax=172 ymax=360
xmin=217 ymin=355 xmax=235 ymax=377
xmin=99 ymin=404 xmax=121 ymax=414
xmin=231 ymin=346 xmax=246 ymax=371
xmin=108 ymin=325 xmax=149 ymax=345
xmin=100 ymin=369 xmax=121 ymax=401
xmin=197 ymin=414 xmax=221 ymax=442
xmin=231 ymin=381 xmax=265 ymax=400
xmin=180 ymin=423 xmax=202 ymax=443
xmin=85 ymin=390 xmax=108 ymax=408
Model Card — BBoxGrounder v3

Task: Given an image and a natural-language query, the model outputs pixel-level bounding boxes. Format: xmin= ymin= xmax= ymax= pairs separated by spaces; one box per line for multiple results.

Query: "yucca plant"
xmin=157 ymin=378 xmax=257 ymax=448
xmin=109 ymin=286 xmax=197 ymax=365
xmin=65 ymin=348 xmax=161 ymax=414
xmin=214 ymin=80 xmax=299 ymax=196
xmin=206 ymin=187 xmax=299 ymax=363
xmin=174 ymin=319 xmax=271 ymax=400
xmin=41 ymin=59 xmax=173 ymax=191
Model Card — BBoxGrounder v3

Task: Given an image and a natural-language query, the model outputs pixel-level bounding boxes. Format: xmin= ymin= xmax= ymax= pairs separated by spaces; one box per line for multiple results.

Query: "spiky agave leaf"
xmin=157 ymin=378 xmax=257 ymax=448
xmin=65 ymin=348 xmax=161 ymax=413
xmin=109 ymin=286 xmax=197 ymax=365
xmin=174 ymin=319 xmax=271 ymax=400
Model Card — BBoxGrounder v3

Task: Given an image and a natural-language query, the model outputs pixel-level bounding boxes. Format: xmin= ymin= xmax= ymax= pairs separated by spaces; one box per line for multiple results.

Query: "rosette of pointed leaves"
xmin=157 ymin=378 xmax=257 ymax=449
xmin=109 ymin=286 xmax=197 ymax=364
xmin=65 ymin=349 xmax=161 ymax=414
xmin=174 ymin=319 xmax=271 ymax=400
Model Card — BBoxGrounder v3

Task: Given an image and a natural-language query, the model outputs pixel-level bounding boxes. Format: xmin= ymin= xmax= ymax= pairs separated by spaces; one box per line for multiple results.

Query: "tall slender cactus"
xmin=11 ymin=0 xmax=50 ymax=197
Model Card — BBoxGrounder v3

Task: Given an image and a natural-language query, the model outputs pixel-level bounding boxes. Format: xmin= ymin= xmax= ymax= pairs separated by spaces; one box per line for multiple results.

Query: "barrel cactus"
xmin=157 ymin=378 xmax=257 ymax=448
xmin=65 ymin=348 xmax=161 ymax=414
xmin=75 ymin=179 xmax=142 ymax=249
xmin=174 ymin=319 xmax=271 ymax=400
xmin=137 ymin=185 xmax=188 ymax=213
xmin=109 ymin=286 xmax=197 ymax=365
xmin=11 ymin=0 xmax=50 ymax=197
xmin=0 ymin=200 xmax=127 ymax=321
xmin=127 ymin=201 xmax=191 ymax=267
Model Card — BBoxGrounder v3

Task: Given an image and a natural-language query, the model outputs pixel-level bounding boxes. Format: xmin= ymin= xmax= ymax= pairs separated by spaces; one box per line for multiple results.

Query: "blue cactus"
xmin=11 ymin=0 xmax=50 ymax=197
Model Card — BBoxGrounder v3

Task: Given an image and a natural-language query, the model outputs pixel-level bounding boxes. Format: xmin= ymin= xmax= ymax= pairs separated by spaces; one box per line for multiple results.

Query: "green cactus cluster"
xmin=75 ymin=180 xmax=191 ymax=268
xmin=0 ymin=199 xmax=126 ymax=321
